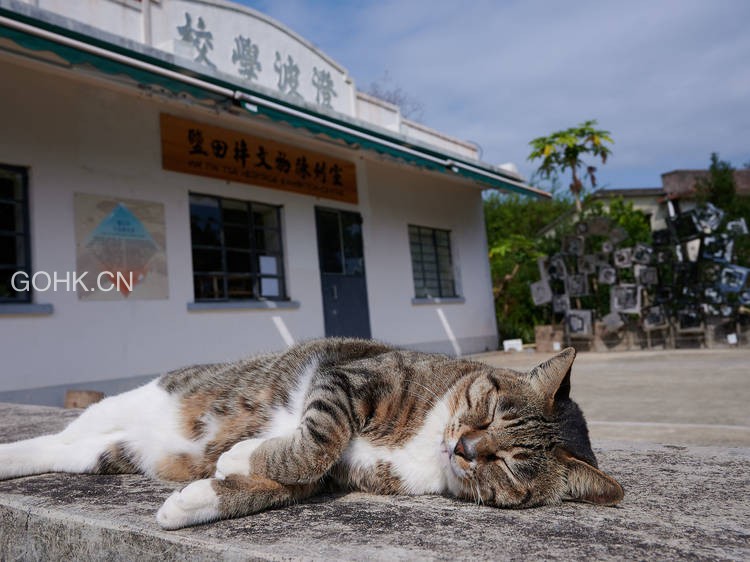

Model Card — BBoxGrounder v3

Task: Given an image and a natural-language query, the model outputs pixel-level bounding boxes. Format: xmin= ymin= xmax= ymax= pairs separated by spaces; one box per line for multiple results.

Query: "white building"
xmin=0 ymin=0 xmax=547 ymax=405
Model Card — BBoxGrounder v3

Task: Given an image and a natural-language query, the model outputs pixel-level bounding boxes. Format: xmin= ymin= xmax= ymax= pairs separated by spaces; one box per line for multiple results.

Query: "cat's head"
xmin=442 ymin=348 xmax=623 ymax=508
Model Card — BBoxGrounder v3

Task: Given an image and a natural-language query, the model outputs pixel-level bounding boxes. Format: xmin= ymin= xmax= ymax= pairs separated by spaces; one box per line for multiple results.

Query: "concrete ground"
xmin=0 ymin=348 xmax=748 ymax=560
xmin=478 ymin=348 xmax=750 ymax=447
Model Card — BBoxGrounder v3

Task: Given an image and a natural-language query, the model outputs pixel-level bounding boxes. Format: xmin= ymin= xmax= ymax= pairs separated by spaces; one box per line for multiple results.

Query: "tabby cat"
xmin=0 ymin=338 xmax=623 ymax=529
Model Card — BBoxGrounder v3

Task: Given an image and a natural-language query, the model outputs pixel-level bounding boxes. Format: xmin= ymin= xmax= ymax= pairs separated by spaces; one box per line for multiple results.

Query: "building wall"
xmin=11 ymin=0 xmax=479 ymax=160
xmin=0 ymin=55 xmax=497 ymax=395
xmin=363 ymin=161 xmax=496 ymax=353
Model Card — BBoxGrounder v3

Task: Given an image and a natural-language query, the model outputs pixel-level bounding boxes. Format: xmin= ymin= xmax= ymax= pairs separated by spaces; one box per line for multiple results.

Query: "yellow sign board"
xmin=160 ymin=113 xmax=358 ymax=204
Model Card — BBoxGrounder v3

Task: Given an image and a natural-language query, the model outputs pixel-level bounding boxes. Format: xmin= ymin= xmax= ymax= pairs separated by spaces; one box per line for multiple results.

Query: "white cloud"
xmin=237 ymin=0 xmax=750 ymax=188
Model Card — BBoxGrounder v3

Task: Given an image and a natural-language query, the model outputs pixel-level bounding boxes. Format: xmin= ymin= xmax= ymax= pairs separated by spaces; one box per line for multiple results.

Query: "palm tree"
xmin=528 ymin=120 xmax=613 ymax=211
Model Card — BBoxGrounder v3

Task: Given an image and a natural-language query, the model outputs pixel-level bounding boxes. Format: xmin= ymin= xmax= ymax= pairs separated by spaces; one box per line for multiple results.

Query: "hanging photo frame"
xmin=567 ymin=274 xmax=590 ymax=297
xmin=578 ymin=254 xmax=598 ymax=275
xmin=670 ymin=211 xmax=699 ymax=242
xmin=611 ymin=284 xmax=641 ymax=314
xmin=684 ymin=238 xmax=702 ymax=263
xmin=632 ymin=243 xmax=654 ymax=265
xmin=566 ymin=309 xmax=593 ymax=336
xmin=652 ymin=229 xmax=671 ymax=247
xmin=613 ymin=247 xmax=633 ymax=268
xmin=643 ymin=305 xmax=669 ymax=330
xmin=552 ymin=294 xmax=571 ymax=314
xmin=548 ymin=254 xmax=568 ymax=281
xmin=719 ymin=265 xmax=749 ymax=293
xmin=694 ymin=203 xmax=724 ymax=234
xmin=564 ymin=236 xmax=585 ymax=256
xmin=702 ymin=235 xmax=733 ymax=263
xmin=537 ymin=256 xmax=550 ymax=281
xmin=530 ymin=279 xmax=553 ymax=306
xmin=726 ymin=218 xmax=748 ymax=235
xmin=598 ymin=265 xmax=617 ymax=285
xmin=635 ymin=265 xmax=658 ymax=286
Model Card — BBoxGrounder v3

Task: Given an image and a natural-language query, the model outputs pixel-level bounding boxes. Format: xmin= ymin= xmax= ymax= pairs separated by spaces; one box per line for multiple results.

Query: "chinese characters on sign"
xmin=175 ymin=12 xmax=341 ymax=110
xmin=312 ymin=67 xmax=337 ymax=108
xmin=274 ymin=51 xmax=302 ymax=100
xmin=177 ymin=13 xmax=216 ymax=69
xmin=232 ymin=35 xmax=261 ymax=81
xmin=160 ymin=114 xmax=358 ymax=204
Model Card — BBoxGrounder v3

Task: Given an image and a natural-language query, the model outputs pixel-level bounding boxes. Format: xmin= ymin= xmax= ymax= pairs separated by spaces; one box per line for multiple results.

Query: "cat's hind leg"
xmin=0 ymin=379 xmax=191 ymax=480
xmin=0 ymin=433 xmax=130 ymax=480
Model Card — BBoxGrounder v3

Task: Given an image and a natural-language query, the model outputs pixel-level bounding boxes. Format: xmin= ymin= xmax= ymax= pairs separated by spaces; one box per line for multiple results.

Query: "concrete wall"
xmin=363 ymin=161 xmax=496 ymax=353
xmin=0 ymin=53 xmax=497 ymax=395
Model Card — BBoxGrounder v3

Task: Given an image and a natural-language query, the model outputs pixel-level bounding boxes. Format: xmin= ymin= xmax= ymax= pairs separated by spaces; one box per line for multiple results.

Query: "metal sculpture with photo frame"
xmin=611 ymin=284 xmax=641 ymax=315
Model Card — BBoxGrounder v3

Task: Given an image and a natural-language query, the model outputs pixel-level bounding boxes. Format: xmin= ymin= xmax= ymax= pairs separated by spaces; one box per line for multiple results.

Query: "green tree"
xmin=484 ymin=192 xmax=651 ymax=343
xmin=696 ymin=152 xmax=736 ymax=209
xmin=484 ymin=192 xmax=572 ymax=342
xmin=528 ymin=120 xmax=613 ymax=212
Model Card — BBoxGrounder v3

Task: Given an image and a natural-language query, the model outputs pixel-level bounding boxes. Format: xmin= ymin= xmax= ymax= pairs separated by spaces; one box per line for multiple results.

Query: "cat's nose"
xmin=453 ymin=436 xmax=475 ymax=461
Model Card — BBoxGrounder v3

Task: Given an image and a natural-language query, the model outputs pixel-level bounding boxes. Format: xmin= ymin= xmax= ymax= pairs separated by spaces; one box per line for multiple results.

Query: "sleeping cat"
xmin=0 ymin=338 xmax=623 ymax=529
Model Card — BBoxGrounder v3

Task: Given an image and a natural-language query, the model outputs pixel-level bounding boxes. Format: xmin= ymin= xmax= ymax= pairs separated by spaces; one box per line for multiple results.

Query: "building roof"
xmin=589 ymin=187 xmax=664 ymax=199
xmin=0 ymin=0 xmax=549 ymax=199
xmin=661 ymin=169 xmax=750 ymax=198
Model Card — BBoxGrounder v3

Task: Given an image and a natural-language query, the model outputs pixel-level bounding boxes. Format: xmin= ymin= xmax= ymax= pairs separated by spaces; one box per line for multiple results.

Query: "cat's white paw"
xmin=214 ymin=438 xmax=264 ymax=479
xmin=156 ymin=479 xmax=220 ymax=530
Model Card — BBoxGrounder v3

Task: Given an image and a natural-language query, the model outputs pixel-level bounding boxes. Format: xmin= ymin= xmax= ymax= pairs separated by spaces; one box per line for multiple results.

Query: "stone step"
xmin=1 ymin=403 xmax=748 ymax=560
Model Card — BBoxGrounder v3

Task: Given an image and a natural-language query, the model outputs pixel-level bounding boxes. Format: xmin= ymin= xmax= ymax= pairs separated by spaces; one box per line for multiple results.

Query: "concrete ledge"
xmin=0 ymin=403 xmax=748 ymax=560
xmin=187 ymin=300 xmax=300 ymax=312
xmin=0 ymin=303 xmax=53 ymax=316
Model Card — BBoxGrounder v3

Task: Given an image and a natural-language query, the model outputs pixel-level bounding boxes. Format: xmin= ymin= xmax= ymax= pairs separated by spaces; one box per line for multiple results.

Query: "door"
xmin=315 ymin=207 xmax=371 ymax=338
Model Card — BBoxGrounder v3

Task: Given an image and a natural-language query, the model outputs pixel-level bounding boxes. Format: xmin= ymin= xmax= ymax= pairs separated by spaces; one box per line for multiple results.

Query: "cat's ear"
xmin=526 ymin=347 xmax=576 ymax=405
xmin=558 ymin=450 xmax=624 ymax=506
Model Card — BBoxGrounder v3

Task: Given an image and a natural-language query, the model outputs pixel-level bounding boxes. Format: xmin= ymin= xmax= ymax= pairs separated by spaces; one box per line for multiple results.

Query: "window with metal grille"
xmin=189 ymin=193 xmax=286 ymax=301
xmin=408 ymin=224 xmax=457 ymax=298
xmin=0 ymin=165 xmax=30 ymax=303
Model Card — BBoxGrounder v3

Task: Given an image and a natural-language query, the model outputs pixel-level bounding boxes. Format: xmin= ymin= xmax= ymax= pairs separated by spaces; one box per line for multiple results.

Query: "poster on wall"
xmin=75 ymin=193 xmax=168 ymax=300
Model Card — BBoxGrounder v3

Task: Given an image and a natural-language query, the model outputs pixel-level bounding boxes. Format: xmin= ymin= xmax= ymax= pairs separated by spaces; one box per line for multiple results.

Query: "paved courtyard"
xmin=479 ymin=347 xmax=750 ymax=447
xmin=0 ymin=348 xmax=748 ymax=560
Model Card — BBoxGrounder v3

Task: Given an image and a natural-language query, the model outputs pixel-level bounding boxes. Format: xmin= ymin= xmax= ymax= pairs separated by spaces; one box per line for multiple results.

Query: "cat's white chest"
xmin=342 ymin=400 xmax=454 ymax=495
xmin=260 ymin=360 xmax=317 ymax=439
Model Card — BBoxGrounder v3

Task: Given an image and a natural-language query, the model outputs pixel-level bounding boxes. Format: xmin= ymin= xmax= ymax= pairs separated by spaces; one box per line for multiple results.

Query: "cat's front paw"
xmin=156 ymin=479 xmax=220 ymax=530
xmin=214 ymin=438 xmax=264 ymax=480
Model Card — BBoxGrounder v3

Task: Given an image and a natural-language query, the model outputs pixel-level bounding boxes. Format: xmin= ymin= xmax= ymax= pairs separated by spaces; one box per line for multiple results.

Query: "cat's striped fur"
xmin=0 ymin=338 xmax=623 ymax=529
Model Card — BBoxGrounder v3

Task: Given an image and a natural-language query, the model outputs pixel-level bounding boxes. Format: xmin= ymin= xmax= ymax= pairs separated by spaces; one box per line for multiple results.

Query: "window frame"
xmin=189 ymin=193 xmax=288 ymax=302
xmin=0 ymin=164 xmax=31 ymax=304
xmin=408 ymin=224 xmax=458 ymax=299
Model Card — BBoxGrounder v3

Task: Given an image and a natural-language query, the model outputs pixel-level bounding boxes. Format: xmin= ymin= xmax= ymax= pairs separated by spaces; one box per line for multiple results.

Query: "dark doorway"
xmin=315 ymin=207 xmax=371 ymax=338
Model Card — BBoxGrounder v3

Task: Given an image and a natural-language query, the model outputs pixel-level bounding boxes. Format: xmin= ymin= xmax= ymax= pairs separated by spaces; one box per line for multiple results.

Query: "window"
xmin=0 ymin=165 xmax=30 ymax=303
xmin=189 ymin=194 xmax=286 ymax=301
xmin=408 ymin=224 xmax=457 ymax=298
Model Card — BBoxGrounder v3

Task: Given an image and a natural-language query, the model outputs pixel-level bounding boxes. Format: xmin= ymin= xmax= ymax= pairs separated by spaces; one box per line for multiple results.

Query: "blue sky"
xmin=233 ymin=0 xmax=750 ymax=190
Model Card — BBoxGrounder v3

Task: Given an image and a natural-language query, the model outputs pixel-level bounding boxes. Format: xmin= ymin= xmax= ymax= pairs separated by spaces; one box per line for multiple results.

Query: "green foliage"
xmin=581 ymin=198 xmax=651 ymax=246
xmin=484 ymin=192 xmax=572 ymax=342
xmin=696 ymin=152 xmax=736 ymax=209
xmin=485 ymin=192 xmax=650 ymax=343
xmin=528 ymin=120 xmax=614 ymax=210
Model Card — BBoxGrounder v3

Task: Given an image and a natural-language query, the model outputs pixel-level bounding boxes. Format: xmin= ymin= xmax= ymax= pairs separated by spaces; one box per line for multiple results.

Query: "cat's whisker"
xmin=402 ymin=388 xmax=438 ymax=410
xmin=406 ymin=381 xmax=443 ymax=408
